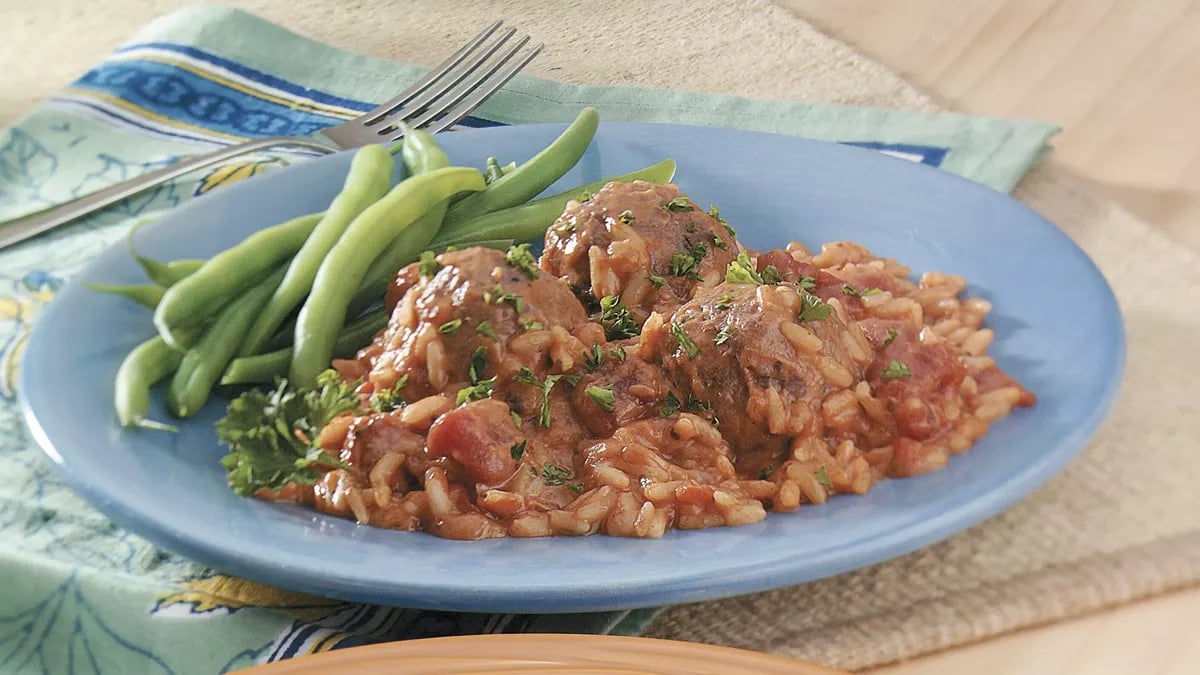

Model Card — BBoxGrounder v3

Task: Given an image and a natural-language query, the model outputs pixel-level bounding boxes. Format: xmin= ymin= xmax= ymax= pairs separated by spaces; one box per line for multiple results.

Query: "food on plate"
xmin=88 ymin=108 xmax=1034 ymax=540
xmin=92 ymin=108 xmax=675 ymax=427
xmin=240 ymin=180 xmax=1034 ymax=539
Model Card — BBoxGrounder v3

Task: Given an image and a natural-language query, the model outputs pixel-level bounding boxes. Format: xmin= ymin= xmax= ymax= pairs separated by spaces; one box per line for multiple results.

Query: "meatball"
xmin=365 ymin=246 xmax=589 ymax=400
xmin=540 ymin=180 xmax=738 ymax=320
xmin=652 ymin=280 xmax=873 ymax=465
xmin=570 ymin=349 xmax=678 ymax=438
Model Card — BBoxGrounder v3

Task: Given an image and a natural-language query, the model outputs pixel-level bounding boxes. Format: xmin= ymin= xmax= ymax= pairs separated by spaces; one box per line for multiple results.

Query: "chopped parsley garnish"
xmin=578 ymin=190 xmax=593 ymax=202
xmin=660 ymin=392 xmax=682 ymax=416
xmin=686 ymin=222 xmax=698 ymax=233
xmin=583 ymin=343 xmax=605 ymax=372
xmin=510 ymin=440 xmax=527 ymax=460
xmin=798 ymin=294 xmax=832 ymax=322
xmin=468 ymin=346 xmax=488 ymax=383
xmin=669 ymin=322 xmax=700 ymax=359
xmin=368 ymin=374 xmax=408 ymax=412
xmin=618 ymin=210 xmax=635 ymax=224
xmin=438 ymin=318 xmax=463 ymax=335
xmin=510 ymin=411 xmax=523 ymax=428
xmin=455 ymin=376 xmax=496 ymax=405
xmin=541 ymin=462 xmax=573 ymax=485
xmin=883 ymin=328 xmax=898 ymax=347
xmin=758 ymin=465 xmax=774 ymax=480
xmin=647 ymin=273 xmax=666 ymax=289
xmin=708 ymin=204 xmax=737 ymax=238
xmin=685 ymin=394 xmax=708 ymax=413
xmin=514 ymin=368 xmax=581 ymax=427
xmin=815 ymin=465 xmax=833 ymax=488
xmin=842 ymin=284 xmax=881 ymax=297
xmin=760 ymin=265 xmax=784 ymax=284
xmin=586 ymin=385 xmax=616 ymax=412
xmin=714 ymin=293 xmax=734 ymax=310
xmin=484 ymin=285 xmax=525 ymax=312
xmin=714 ymin=324 xmax=734 ymax=346
xmin=725 ymin=252 xmax=763 ymax=285
xmin=522 ymin=319 xmax=544 ymax=331
xmin=881 ymin=360 xmax=912 ymax=379
xmin=797 ymin=275 xmax=817 ymax=291
xmin=609 ymin=345 xmax=627 ymax=361
xmin=555 ymin=221 xmax=576 ymax=235
xmin=567 ymin=482 xmax=584 ymax=494
xmin=664 ymin=196 xmax=694 ymax=212
xmin=711 ymin=233 xmax=729 ymax=250
xmin=505 ymin=243 xmax=539 ymax=279
xmin=418 ymin=250 xmax=441 ymax=277
xmin=475 ymin=320 xmax=497 ymax=339
xmin=599 ymin=295 xmax=639 ymax=339
xmin=513 ymin=367 xmax=540 ymax=387
xmin=670 ymin=243 xmax=709 ymax=280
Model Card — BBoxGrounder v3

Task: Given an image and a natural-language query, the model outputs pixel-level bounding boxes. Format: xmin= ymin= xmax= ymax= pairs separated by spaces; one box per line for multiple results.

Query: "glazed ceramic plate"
xmin=20 ymin=122 xmax=1124 ymax=612
xmin=238 ymin=634 xmax=846 ymax=674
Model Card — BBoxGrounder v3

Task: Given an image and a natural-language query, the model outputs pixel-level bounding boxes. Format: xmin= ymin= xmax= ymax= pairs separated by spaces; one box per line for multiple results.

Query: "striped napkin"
xmin=0 ymin=5 xmax=1057 ymax=672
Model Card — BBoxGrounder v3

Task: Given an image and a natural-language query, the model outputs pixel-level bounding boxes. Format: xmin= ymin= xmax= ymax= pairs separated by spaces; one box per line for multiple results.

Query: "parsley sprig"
xmin=586 ymin=385 xmax=616 ymax=412
xmin=217 ymin=370 xmax=357 ymax=496
xmin=369 ymin=374 xmax=408 ymax=412
xmin=881 ymin=360 xmax=912 ymax=379
xmin=514 ymin=367 xmax=581 ymax=427
xmin=418 ymin=251 xmax=441 ymax=277
xmin=505 ymin=243 xmax=539 ymax=279
xmin=798 ymin=294 xmax=832 ymax=322
xmin=669 ymin=322 xmax=701 ymax=359
xmin=599 ymin=295 xmax=639 ymax=340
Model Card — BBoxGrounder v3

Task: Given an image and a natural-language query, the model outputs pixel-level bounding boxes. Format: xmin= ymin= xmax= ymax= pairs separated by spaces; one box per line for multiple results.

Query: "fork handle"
xmin=0 ymin=136 xmax=338 ymax=250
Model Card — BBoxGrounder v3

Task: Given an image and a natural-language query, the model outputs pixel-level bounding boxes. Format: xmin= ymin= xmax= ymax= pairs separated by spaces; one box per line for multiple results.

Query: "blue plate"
xmin=20 ymin=122 xmax=1125 ymax=613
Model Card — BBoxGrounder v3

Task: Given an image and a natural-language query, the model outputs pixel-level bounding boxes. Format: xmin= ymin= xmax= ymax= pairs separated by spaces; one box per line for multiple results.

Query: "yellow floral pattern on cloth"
xmin=156 ymin=574 xmax=342 ymax=618
xmin=193 ymin=157 xmax=288 ymax=196
xmin=0 ymin=270 xmax=63 ymax=400
xmin=153 ymin=574 xmax=365 ymax=659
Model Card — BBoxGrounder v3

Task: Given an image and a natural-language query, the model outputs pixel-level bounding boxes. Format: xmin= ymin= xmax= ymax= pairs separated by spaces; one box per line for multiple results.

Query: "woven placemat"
xmin=4 ymin=1 xmax=1196 ymax=671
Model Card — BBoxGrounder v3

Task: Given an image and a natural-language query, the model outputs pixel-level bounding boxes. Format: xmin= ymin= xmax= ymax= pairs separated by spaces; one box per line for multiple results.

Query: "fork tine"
xmin=370 ymin=28 xmax=518 ymax=129
xmin=391 ymin=36 xmax=533 ymax=133
xmin=421 ymin=43 xmax=543 ymax=135
xmin=360 ymin=20 xmax=503 ymax=126
xmin=376 ymin=39 xmax=542 ymax=141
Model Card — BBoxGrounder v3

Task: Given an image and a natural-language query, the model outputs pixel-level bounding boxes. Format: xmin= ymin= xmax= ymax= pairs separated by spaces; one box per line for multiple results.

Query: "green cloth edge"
xmin=124 ymin=4 xmax=1059 ymax=194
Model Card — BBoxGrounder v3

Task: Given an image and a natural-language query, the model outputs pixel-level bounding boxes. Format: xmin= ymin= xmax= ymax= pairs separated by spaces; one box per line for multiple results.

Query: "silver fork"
xmin=0 ymin=21 xmax=542 ymax=250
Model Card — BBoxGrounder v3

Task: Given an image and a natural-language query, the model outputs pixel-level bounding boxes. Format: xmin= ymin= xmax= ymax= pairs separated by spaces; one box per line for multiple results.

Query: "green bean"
xmin=240 ymin=145 xmax=395 ymax=356
xmin=345 ymin=125 xmax=451 ymax=318
xmin=290 ymin=167 xmax=486 ymax=388
xmin=135 ymin=256 xmax=205 ymax=287
xmin=485 ymin=157 xmax=504 ymax=183
xmin=115 ymin=336 xmax=184 ymax=431
xmin=84 ymin=282 xmax=165 ymax=309
xmin=431 ymin=158 xmax=677 ymax=247
xmin=221 ymin=309 xmax=388 ymax=385
xmin=261 ymin=317 xmax=299 ymax=354
xmin=167 ymin=266 xmax=287 ymax=417
xmin=126 ymin=219 xmax=206 ymax=286
xmin=441 ymin=107 xmax=599 ymax=226
xmin=154 ymin=211 xmax=322 ymax=348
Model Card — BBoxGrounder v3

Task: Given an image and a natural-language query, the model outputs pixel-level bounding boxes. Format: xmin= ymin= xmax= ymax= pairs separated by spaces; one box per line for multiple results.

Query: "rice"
xmin=263 ymin=229 xmax=1032 ymax=541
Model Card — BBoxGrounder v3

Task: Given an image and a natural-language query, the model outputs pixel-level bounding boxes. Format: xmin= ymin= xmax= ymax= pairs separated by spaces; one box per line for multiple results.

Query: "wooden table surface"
xmin=778 ymin=2 xmax=1200 ymax=673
